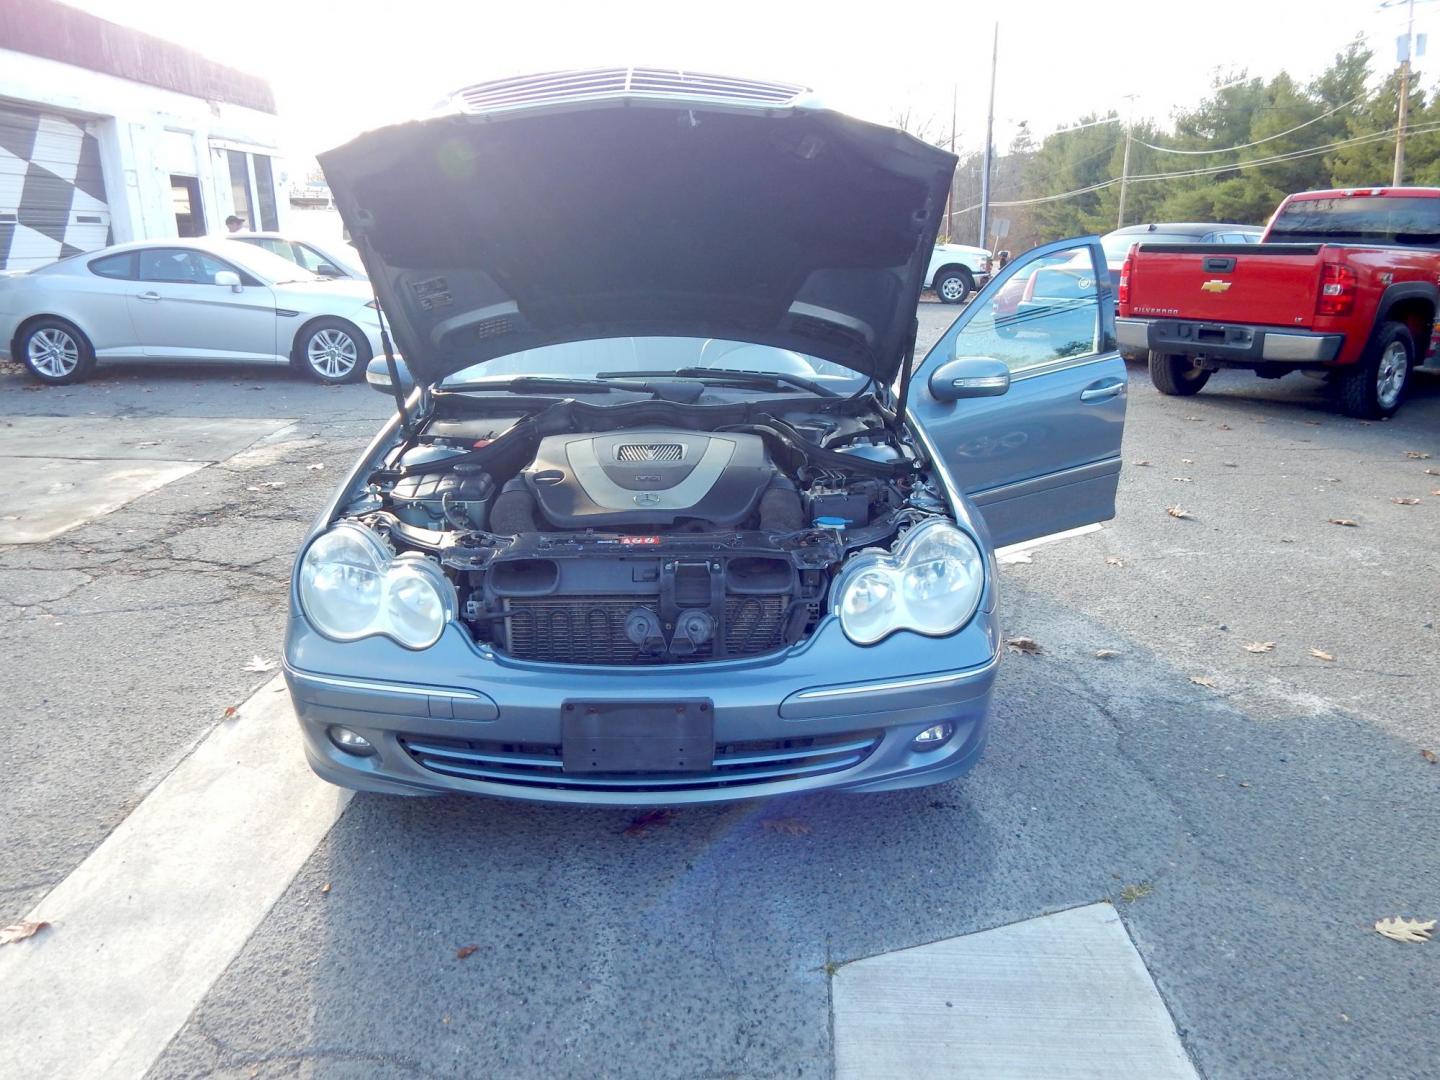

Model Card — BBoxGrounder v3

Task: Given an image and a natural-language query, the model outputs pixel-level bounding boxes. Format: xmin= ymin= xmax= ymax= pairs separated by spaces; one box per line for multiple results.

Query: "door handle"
xmin=1080 ymin=381 xmax=1124 ymax=403
xmin=136 ymin=291 xmax=161 ymax=302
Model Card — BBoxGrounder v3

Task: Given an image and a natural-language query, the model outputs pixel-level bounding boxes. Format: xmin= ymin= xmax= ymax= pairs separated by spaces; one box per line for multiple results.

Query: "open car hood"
xmin=318 ymin=69 xmax=957 ymax=389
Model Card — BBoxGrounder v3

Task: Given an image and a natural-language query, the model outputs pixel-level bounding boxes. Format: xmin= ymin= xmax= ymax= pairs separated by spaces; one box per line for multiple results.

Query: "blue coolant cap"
xmin=815 ymin=516 xmax=848 ymax=529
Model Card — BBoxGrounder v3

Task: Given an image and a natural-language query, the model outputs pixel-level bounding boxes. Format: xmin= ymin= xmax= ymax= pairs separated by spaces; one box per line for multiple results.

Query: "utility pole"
xmin=1116 ymin=94 xmax=1137 ymax=229
xmin=1394 ymin=0 xmax=1416 ymax=185
xmin=978 ymin=23 xmax=998 ymax=250
xmin=945 ymin=81 xmax=956 ymax=241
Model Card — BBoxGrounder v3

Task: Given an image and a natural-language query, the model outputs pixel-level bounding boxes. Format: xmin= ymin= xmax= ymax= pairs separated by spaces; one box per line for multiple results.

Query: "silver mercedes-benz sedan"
xmin=0 ymin=237 xmax=385 ymax=384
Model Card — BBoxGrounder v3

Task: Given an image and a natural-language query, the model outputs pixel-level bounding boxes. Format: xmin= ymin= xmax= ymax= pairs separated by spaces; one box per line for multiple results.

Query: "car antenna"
xmin=357 ymin=233 xmax=414 ymax=435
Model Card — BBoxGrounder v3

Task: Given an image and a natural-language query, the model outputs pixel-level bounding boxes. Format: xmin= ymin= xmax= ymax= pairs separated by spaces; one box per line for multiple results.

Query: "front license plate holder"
xmin=562 ymin=700 xmax=714 ymax=774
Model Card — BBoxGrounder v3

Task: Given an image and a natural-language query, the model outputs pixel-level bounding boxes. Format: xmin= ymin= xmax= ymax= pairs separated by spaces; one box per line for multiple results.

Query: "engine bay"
xmin=337 ymin=391 xmax=950 ymax=665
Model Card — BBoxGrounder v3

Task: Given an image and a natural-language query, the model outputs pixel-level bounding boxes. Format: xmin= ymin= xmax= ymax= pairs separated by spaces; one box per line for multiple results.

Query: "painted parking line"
xmin=832 ymin=903 xmax=1197 ymax=1080
xmin=0 ymin=677 xmax=348 ymax=1080
xmin=0 ymin=416 xmax=294 ymax=543
xmin=995 ymin=522 xmax=1102 ymax=564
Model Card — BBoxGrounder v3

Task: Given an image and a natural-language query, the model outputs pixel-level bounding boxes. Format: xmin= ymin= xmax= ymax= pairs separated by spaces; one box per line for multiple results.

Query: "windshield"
xmin=1268 ymin=196 xmax=1440 ymax=246
xmin=210 ymin=242 xmax=321 ymax=284
xmin=439 ymin=337 xmax=868 ymax=389
xmin=1100 ymin=232 xmax=1201 ymax=261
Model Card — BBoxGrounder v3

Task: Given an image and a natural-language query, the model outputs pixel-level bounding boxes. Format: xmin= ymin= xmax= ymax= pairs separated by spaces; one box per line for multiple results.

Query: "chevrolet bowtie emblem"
xmin=1201 ymin=279 xmax=1232 ymax=293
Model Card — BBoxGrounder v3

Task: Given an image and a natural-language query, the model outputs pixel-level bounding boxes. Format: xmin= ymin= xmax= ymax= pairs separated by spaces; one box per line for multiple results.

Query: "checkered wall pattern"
xmin=0 ymin=102 xmax=112 ymax=271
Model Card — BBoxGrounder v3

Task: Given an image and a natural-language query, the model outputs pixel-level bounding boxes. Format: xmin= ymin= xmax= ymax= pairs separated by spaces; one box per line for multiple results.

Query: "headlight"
xmin=833 ymin=518 xmax=985 ymax=645
xmin=298 ymin=522 xmax=456 ymax=649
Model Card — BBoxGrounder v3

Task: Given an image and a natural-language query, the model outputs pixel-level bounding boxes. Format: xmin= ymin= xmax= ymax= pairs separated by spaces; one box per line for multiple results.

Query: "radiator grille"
xmin=401 ymin=728 xmax=881 ymax=792
xmin=502 ymin=595 xmax=788 ymax=664
xmin=453 ymin=68 xmax=807 ymax=114
xmin=616 ymin=443 xmax=684 ymax=463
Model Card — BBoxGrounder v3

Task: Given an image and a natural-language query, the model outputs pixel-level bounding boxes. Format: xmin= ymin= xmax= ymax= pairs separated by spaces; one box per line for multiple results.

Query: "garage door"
xmin=0 ymin=102 xmax=112 ymax=272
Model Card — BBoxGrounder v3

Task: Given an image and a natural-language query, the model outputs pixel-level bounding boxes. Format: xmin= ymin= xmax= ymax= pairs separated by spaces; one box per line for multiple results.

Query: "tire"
xmin=293 ymin=318 xmax=370 ymax=384
xmin=1148 ymin=351 xmax=1211 ymax=396
xmin=934 ymin=266 xmax=975 ymax=305
xmin=1335 ymin=321 xmax=1412 ymax=419
xmin=18 ymin=317 xmax=95 ymax=385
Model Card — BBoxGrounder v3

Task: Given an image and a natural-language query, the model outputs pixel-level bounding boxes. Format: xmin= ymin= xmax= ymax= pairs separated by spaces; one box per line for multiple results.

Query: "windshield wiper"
xmin=441 ymin=376 xmax=640 ymax=395
xmin=595 ymin=367 xmax=838 ymax=397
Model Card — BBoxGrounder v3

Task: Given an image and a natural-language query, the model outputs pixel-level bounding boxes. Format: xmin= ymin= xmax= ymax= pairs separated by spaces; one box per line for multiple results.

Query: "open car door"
xmin=907 ymin=236 xmax=1127 ymax=549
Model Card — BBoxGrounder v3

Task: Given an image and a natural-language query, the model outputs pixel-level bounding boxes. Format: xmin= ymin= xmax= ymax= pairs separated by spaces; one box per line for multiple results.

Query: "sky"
xmin=60 ymin=0 xmax=1440 ymax=163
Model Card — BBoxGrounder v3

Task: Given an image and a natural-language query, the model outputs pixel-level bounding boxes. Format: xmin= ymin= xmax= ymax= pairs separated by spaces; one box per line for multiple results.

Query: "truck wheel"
xmin=934 ymin=267 xmax=974 ymax=304
xmin=1148 ymin=351 xmax=1210 ymax=396
xmin=1336 ymin=322 xmax=1412 ymax=419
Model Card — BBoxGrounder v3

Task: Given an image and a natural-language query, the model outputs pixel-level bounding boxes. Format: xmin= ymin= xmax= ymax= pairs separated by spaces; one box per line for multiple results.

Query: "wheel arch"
xmin=1374 ymin=282 xmax=1437 ymax=360
xmin=11 ymin=312 xmax=91 ymax=359
xmin=931 ymin=262 xmax=974 ymax=287
xmin=288 ymin=312 xmax=368 ymax=362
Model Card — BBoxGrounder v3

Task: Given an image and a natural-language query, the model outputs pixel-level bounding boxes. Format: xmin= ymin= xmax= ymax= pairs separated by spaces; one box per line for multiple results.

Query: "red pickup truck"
xmin=1116 ymin=187 xmax=1440 ymax=418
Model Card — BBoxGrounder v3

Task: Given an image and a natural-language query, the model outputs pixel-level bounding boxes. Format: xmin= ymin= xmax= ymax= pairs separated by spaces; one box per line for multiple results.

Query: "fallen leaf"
xmin=1392 ymin=497 xmax=1421 ymax=505
xmin=0 ymin=920 xmax=49 ymax=945
xmin=623 ymin=809 xmax=676 ymax=836
xmin=222 ymin=705 xmax=239 ymax=719
xmin=1238 ymin=781 xmax=1251 ymax=788
xmin=1166 ymin=505 xmax=1193 ymax=519
xmin=1324 ymin=477 xmax=1340 ymax=483
xmin=1131 ymin=459 xmax=1151 ymax=466
xmin=1309 ymin=648 xmax=1336 ymax=662
xmin=1426 ymin=468 xmax=1440 ymax=476
xmin=762 ymin=819 xmax=812 ymax=836
xmin=1119 ymin=882 xmax=1153 ymax=903
xmin=1328 ymin=518 xmax=1359 ymax=527
xmin=1105 ymin=556 xmax=1125 ymax=567
xmin=1216 ymin=423 xmax=1232 ymax=431
xmin=306 ymin=463 xmax=326 ymax=471
xmin=133 ymin=440 xmax=161 ymax=448
xmin=1304 ymin=419 xmax=1322 ymax=426
xmin=1181 ymin=458 xmax=1195 ymax=464
xmin=1222 ymin=461 xmax=1237 ymax=468
xmin=1404 ymin=451 xmax=1431 ymax=459
xmin=243 ymin=655 xmax=276 ymax=673
xmin=456 ymin=944 xmax=479 ymax=960
xmin=1094 ymin=649 xmax=1121 ymax=659
xmin=1189 ymin=675 xmax=1219 ymax=689
xmin=1243 ymin=641 xmax=1276 ymax=653
xmin=1374 ymin=917 xmax=1435 ymax=944
xmin=1432 ymin=490 xmax=1440 ymax=497
xmin=1172 ymin=476 xmax=1193 ymax=483
xmin=321 ymin=882 xmax=332 ymax=894
xmin=1421 ymin=749 xmax=1438 ymax=764
xmin=1184 ymin=415 xmax=1202 ymax=421
xmin=1005 ymin=636 xmax=1043 ymax=655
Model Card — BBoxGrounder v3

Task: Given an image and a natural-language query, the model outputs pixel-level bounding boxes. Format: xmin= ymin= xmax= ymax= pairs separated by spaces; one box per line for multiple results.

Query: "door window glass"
xmin=292 ymin=243 xmax=332 ymax=273
xmin=948 ymin=243 xmax=1101 ymax=373
xmin=170 ymin=176 xmax=205 ymax=237
xmin=89 ymin=252 xmax=137 ymax=279
xmin=253 ymin=155 xmax=279 ymax=231
xmin=139 ymin=248 xmax=236 ymax=284
xmin=227 ymin=150 xmax=254 ymax=231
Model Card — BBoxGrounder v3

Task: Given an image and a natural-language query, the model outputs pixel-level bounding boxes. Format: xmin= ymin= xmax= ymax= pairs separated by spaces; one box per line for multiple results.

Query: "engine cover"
xmin=523 ymin=429 xmax=773 ymax=528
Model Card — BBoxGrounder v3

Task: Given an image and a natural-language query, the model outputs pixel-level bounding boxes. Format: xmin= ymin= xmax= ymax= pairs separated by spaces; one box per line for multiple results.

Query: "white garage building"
xmin=0 ymin=0 xmax=287 ymax=271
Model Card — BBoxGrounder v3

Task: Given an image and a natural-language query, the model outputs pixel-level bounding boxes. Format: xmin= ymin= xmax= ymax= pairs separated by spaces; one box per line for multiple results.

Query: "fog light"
xmin=329 ymin=725 xmax=376 ymax=756
xmin=911 ymin=722 xmax=956 ymax=750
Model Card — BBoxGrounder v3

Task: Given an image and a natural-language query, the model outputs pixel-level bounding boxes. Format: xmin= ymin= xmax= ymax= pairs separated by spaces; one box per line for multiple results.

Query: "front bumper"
xmin=285 ymin=612 xmax=1000 ymax=805
xmin=1116 ymin=317 xmax=1344 ymax=365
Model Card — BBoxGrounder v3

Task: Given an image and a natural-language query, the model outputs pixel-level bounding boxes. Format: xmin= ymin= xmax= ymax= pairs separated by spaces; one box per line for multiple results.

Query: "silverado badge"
xmin=1200 ymin=279 xmax=1232 ymax=293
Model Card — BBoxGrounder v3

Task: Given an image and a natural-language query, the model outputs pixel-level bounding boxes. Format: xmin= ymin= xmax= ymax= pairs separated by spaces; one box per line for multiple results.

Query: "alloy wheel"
xmin=307 ymin=328 xmax=358 ymax=379
xmin=939 ymin=277 xmax=965 ymax=302
xmin=1375 ymin=340 xmax=1408 ymax=409
xmin=27 ymin=327 xmax=79 ymax=378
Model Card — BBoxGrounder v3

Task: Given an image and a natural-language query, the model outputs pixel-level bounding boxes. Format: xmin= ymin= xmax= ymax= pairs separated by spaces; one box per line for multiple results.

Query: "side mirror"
xmin=213 ymin=270 xmax=242 ymax=293
xmin=366 ymin=354 xmax=414 ymax=395
xmin=929 ymin=356 xmax=1010 ymax=402
xmin=315 ymin=263 xmax=341 ymax=278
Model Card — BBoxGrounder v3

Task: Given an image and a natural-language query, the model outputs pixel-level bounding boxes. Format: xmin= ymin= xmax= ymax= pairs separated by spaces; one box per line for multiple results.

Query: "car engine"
xmin=343 ymin=400 xmax=946 ymax=666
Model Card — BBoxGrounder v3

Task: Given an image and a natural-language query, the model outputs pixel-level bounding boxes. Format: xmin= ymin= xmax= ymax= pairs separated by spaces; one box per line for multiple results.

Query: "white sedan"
xmin=0 ymin=238 xmax=385 ymax=384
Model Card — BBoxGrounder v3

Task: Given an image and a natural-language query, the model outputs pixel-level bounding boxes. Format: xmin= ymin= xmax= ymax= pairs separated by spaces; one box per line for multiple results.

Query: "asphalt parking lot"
xmin=1 ymin=306 xmax=1438 ymax=1079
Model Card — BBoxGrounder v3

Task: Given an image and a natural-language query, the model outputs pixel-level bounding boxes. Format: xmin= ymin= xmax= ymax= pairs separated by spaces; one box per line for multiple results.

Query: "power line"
xmin=1135 ymin=92 xmax=1365 ymax=155
xmin=946 ymin=119 xmax=1440 ymax=219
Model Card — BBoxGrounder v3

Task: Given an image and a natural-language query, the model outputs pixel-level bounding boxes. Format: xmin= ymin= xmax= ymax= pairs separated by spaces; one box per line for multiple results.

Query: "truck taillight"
xmin=1317 ymin=263 xmax=1355 ymax=316
xmin=1118 ymin=251 xmax=1134 ymax=308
